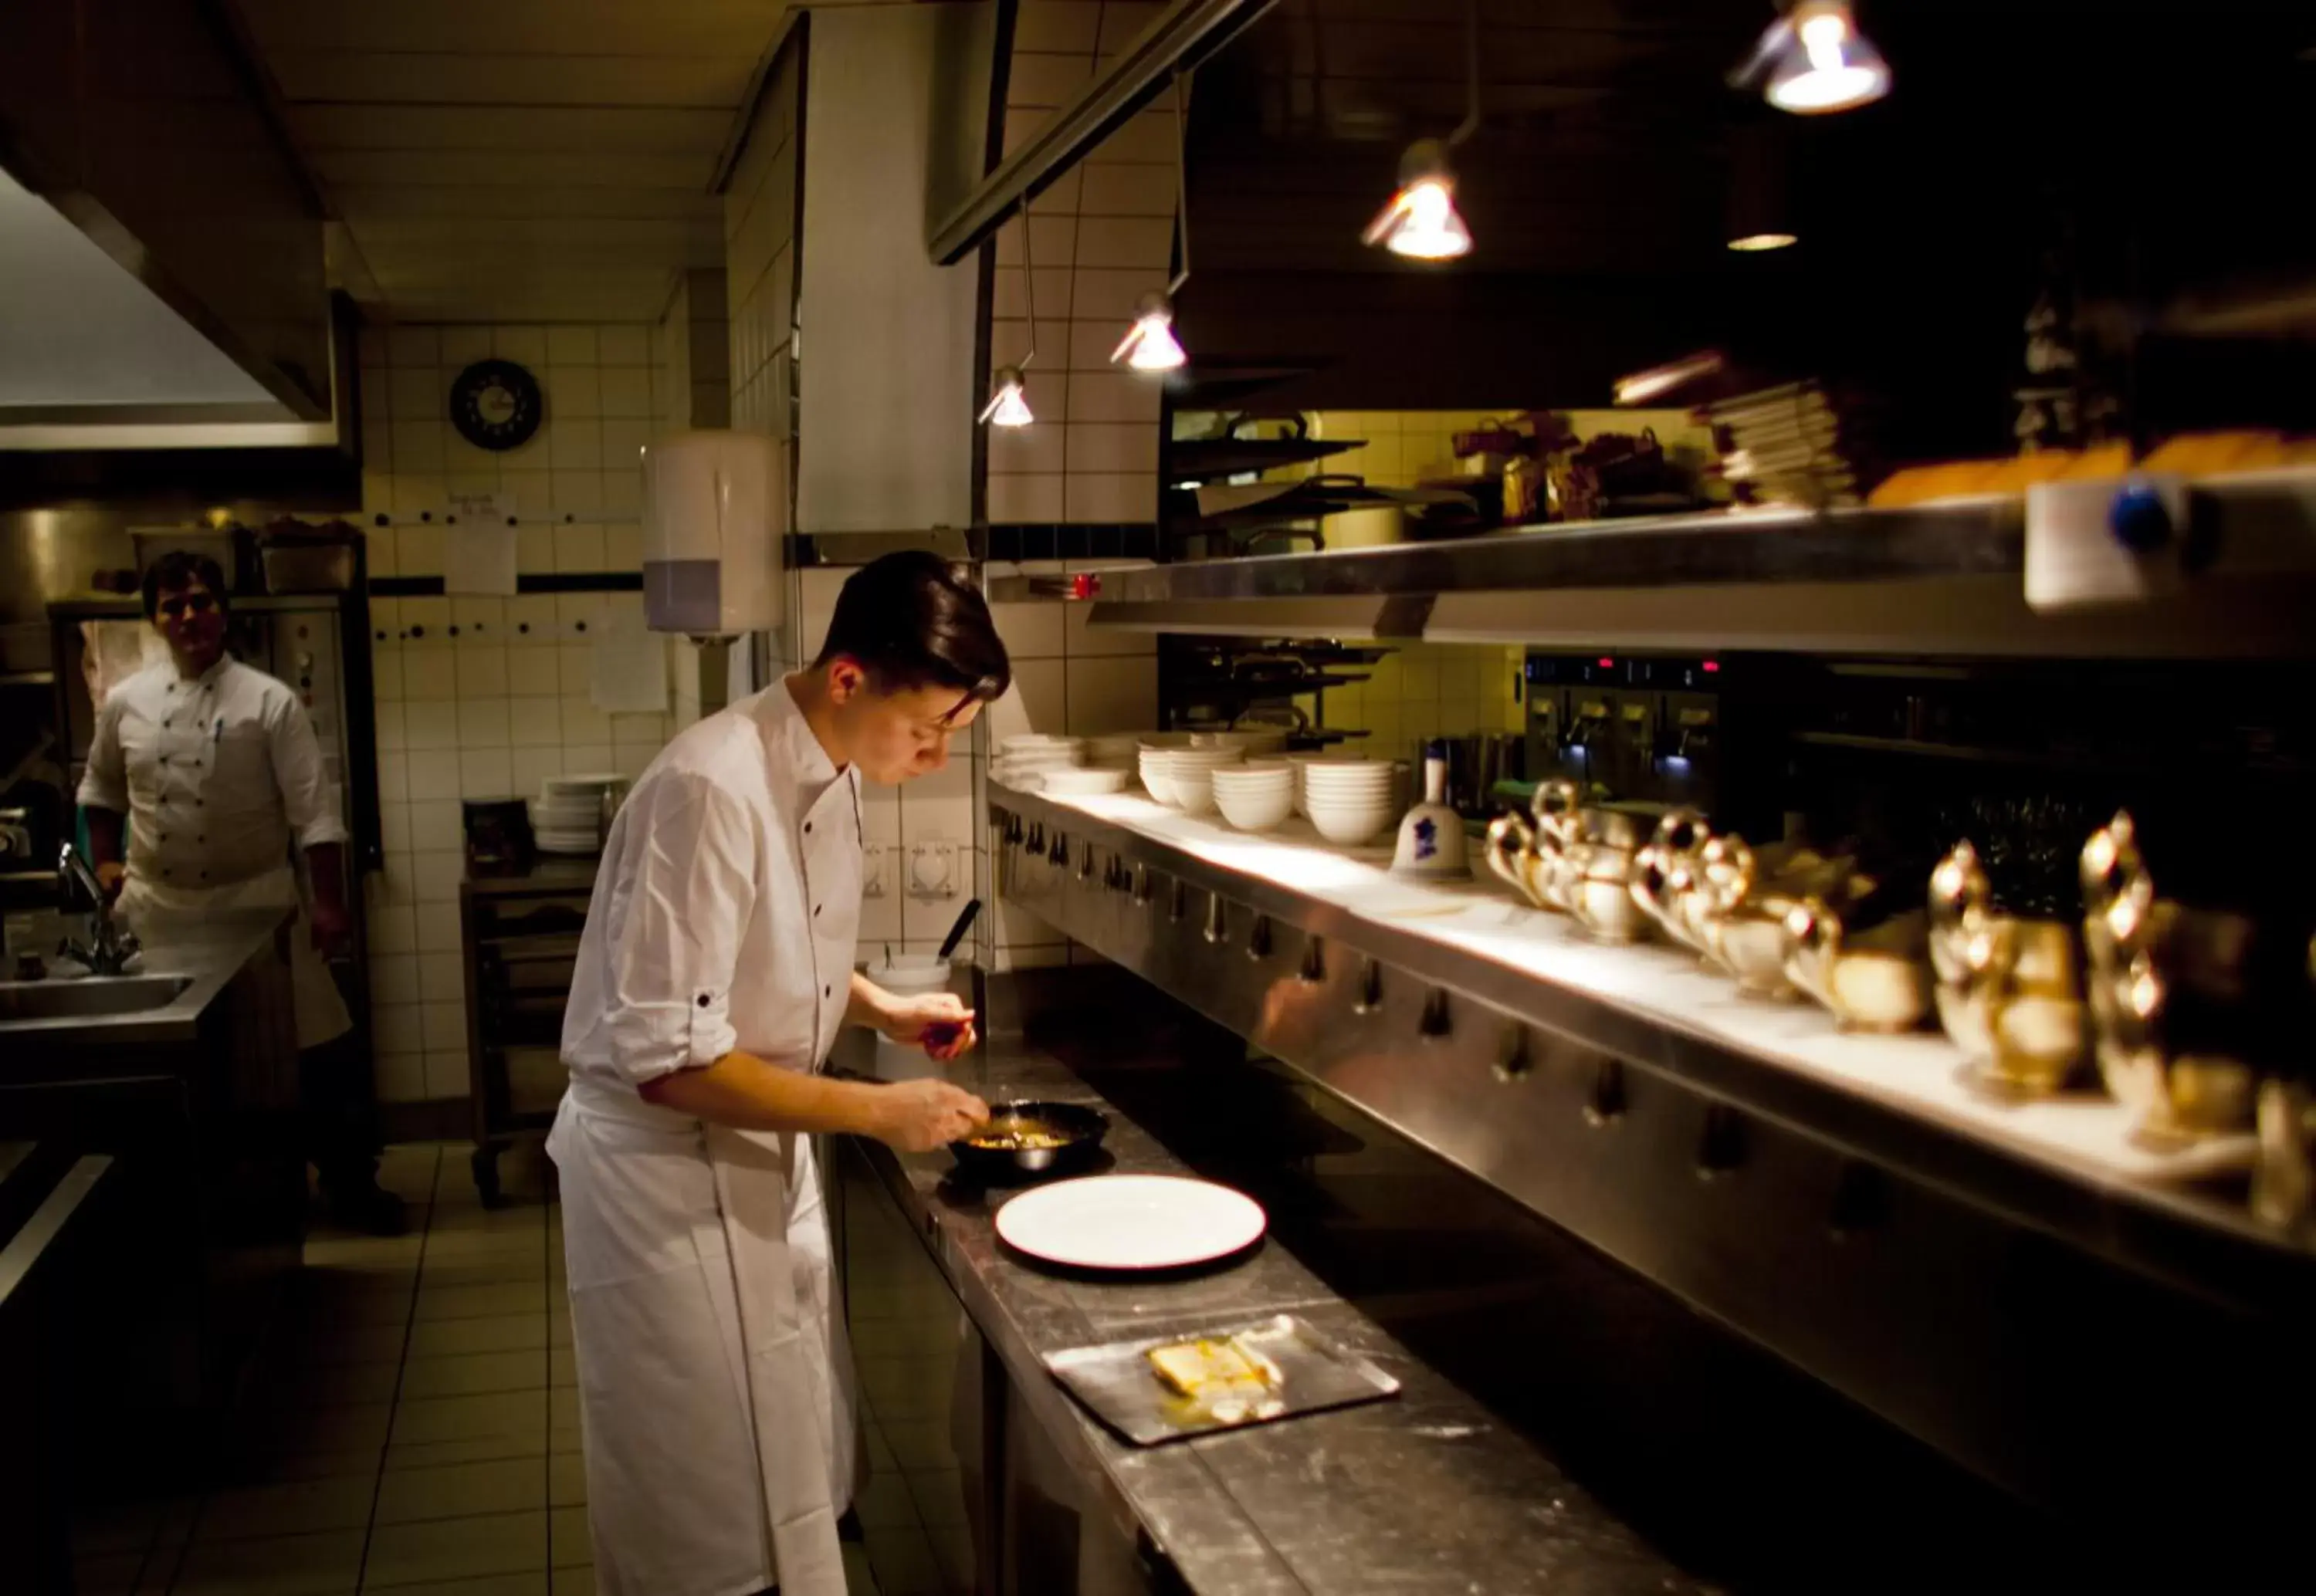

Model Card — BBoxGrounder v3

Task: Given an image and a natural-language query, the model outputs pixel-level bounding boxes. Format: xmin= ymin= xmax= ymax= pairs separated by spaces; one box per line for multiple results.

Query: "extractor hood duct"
xmin=784 ymin=4 xmax=996 ymax=541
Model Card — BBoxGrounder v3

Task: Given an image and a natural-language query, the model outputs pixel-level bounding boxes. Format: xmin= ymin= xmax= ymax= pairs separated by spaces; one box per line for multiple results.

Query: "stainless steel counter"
xmin=0 ymin=906 xmax=293 ymax=1046
xmin=849 ymin=1040 xmax=1713 ymax=1596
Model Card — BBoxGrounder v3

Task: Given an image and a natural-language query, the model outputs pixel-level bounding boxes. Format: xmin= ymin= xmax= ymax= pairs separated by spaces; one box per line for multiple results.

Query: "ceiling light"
xmin=1112 ymin=292 xmax=1186 ymax=371
xmin=979 ymin=367 xmax=1033 ymax=428
xmin=1732 ymin=2 xmax=1891 ymax=117
xmin=1770 ymin=2 xmax=1890 ymax=113
xmin=1728 ymin=232 xmax=1798 ymax=252
xmin=1115 ymin=75 xmax=1196 ymax=374
xmin=1363 ymin=140 xmax=1472 ymax=261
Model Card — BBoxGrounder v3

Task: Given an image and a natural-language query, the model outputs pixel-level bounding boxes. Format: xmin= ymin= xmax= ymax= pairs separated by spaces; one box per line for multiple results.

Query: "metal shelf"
xmin=1084 ymin=475 xmax=2316 ymax=658
xmin=987 ymin=783 xmax=2316 ymax=1517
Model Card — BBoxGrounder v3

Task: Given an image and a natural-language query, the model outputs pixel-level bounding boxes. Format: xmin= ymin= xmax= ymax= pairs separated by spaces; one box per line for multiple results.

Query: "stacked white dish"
xmin=532 ymin=773 xmax=631 ymax=854
xmin=1038 ymin=766 xmax=1129 ymax=797
xmin=1082 ymin=733 xmax=1145 ymax=770
xmin=1139 ymin=739 xmax=1245 ymax=815
xmin=1135 ymin=734 xmax=1196 ymax=803
xmin=1300 ymin=759 xmax=1403 ymax=845
xmin=992 ymin=735 xmax=1083 ymax=791
xmin=1210 ymin=759 xmax=1295 ymax=833
xmin=1190 ymin=728 xmax=1290 ymax=759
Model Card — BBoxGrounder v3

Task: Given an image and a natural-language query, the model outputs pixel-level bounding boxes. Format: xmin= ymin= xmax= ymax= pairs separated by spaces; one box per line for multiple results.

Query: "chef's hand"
xmin=308 ymin=898 xmax=354 ymax=960
xmin=94 ymin=861 xmax=127 ymax=902
xmin=873 ymin=1079 xmax=990 ymax=1152
xmin=877 ymin=991 xmax=980 ymax=1062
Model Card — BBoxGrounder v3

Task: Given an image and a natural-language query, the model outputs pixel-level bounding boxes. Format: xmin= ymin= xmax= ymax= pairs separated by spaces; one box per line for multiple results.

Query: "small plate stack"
xmin=531 ymin=773 xmax=631 ymax=855
xmin=992 ymin=735 xmax=1084 ymax=791
xmin=1301 ymin=759 xmax=1403 ymax=845
xmin=1210 ymin=759 xmax=1295 ymax=833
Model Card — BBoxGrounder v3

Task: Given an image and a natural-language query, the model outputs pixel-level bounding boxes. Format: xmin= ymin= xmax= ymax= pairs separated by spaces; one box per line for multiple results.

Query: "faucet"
xmin=57 ymin=842 xmax=140 ymax=976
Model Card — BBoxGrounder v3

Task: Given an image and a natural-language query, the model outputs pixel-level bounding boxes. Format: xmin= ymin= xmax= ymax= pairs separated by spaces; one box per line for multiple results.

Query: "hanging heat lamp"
xmin=982 ymin=197 xmax=1040 ymax=428
xmin=1362 ymin=0 xmax=1481 ymax=261
xmin=1731 ymin=1 xmax=1891 ymax=117
xmin=979 ymin=366 xmax=1033 ymax=428
xmin=1113 ymin=73 xmax=1194 ymax=373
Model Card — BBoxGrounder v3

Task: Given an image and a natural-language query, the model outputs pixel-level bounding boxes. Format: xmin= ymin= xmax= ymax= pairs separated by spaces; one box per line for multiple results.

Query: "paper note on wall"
xmin=444 ymin=523 xmax=519 ymax=596
xmin=590 ymin=617 xmax=670 ymax=715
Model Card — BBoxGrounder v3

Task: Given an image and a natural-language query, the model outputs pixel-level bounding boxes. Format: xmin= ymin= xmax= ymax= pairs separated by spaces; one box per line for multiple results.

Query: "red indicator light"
xmin=1596 ymin=656 xmax=1614 ymax=669
xmin=1702 ymin=660 xmax=1720 ymax=674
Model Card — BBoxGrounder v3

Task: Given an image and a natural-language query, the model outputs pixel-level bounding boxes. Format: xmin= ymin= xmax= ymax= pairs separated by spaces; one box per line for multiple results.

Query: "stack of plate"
xmin=1039 ymin=766 xmax=1129 ymax=797
xmin=1190 ymin=729 xmax=1290 ymax=759
xmin=1210 ymin=759 xmax=1295 ymax=833
xmin=1082 ymin=733 xmax=1146 ymax=770
xmin=993 ymin=735 xmax=1084 ymax=791
xmin=1139 ymin=739 xmax=1245 ymax=815
xmin=1301 ymin=759 xmax=1403 ymax=846
xmin=1135 ymin=734 xmax=1195 ymax=803
xmin=1702 ymin=380 xmax=1861 ymax=510
xmin=531 ymin=773 xmax=630 ymax=855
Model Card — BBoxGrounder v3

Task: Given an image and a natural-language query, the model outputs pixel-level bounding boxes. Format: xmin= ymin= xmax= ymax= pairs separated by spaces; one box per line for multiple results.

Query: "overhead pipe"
xmin=926 ymin=0 xmax=1276 ymax=266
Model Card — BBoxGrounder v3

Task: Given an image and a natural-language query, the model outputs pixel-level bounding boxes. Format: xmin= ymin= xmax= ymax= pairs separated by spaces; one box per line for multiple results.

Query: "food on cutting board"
xmin=1148 ymin=1334 xmax=1287 ymax=1424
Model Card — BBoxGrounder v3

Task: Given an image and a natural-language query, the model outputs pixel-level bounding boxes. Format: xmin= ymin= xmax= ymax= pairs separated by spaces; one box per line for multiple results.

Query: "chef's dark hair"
xmin=815 ymin=551 xmax=1011 ymax=712
xmin=142 ymin=550 xmax=231 ymax=620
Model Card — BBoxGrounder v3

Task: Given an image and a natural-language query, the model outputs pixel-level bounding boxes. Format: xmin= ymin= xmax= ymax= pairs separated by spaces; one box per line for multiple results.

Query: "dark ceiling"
xmin=1175 ymin=0 xmax=2316 ymax=442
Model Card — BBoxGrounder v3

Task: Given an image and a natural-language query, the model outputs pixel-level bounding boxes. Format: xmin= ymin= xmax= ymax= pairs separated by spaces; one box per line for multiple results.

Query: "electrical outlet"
xmin=907 ymin=841 xmax=960 ymax=900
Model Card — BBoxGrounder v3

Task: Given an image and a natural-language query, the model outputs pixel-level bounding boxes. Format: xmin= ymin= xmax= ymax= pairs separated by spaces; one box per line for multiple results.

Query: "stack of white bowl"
xmin=1038 ymin=766 xmax=1129 ymax=797
xmin=531 ymin=773 xmax=631 ymax=854
xmin=1082 ymin=733 xmax=1144 ymax=770
xmin=1300 ymin=758 xmax=1403 ymax=845
xmin=1210 ymin=759 xmax=1295 ymax=833
xmin=1136 ymin=734 xmax=1194 ymax=803
xmin=1139 ymin=737 xmax=1245 ymax=814
xmin=991 ymin=735 xmax=1083 ymax=790
xmin=1190 ymin=728 xmax=1290 ymax=759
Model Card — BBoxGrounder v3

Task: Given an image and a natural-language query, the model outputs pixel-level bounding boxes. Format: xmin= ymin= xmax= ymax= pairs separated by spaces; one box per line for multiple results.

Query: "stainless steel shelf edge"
xmin=989 ymin=789 xmax=2315 ymax=1510
xmin=1089 ymin=483 xmax=2316 ymax=658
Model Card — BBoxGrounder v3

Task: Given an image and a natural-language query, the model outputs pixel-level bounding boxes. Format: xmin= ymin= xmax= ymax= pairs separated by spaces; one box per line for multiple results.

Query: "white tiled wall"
xmin=988 ymin=0 xmax=1177 ymax=527
xmin=356 ymin=324 xmax=672 ymax=1105
xmin=971 ymin=3 xmax=1176 ymax=971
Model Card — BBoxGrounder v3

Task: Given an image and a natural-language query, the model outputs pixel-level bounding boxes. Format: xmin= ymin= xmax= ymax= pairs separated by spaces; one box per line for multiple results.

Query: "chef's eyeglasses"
xmin=154 ymin=589 xmax=220 ymax=620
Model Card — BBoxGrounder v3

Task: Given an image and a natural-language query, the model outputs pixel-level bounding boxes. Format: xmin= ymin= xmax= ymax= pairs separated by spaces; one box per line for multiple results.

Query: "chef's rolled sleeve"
xmin=78 ymin=695 xmax=129 ymax=813
xmin=602 ymin=773 xmax=759 ymax=1085
xmin=266 ymin=691 xmax=349 ymax=850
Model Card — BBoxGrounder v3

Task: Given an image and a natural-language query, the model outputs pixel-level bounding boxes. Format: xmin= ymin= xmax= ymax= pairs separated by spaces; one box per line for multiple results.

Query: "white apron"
xmin=117 ymin=864 xmax=351 ymax=1049
xmin=549 ymin=684 xmax=865 ymax=1596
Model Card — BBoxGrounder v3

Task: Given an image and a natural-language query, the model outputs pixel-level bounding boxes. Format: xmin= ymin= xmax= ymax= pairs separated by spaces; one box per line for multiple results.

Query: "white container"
xmin=1170 ymin=771 xmax=1221 ymax=816
xmin=865 ymin=952 xmax=953 ymax=1080
xmin=1215 ymin=785 xmax=1294 ymax=833
xmin=642 ymin=431 xmax=784 ymax=636
xmin=1039 ymin=767 xmax=1129 ymax=796
xmin=1308 ymin=803 xmax=1395 ymax=845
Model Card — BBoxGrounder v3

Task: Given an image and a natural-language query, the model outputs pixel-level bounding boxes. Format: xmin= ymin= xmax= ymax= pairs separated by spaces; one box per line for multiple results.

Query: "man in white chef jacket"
xmin=550 ymin=552 xmax=1004 ymax=1596
xmin=78 ymin=549 xmax=405 ymax=1233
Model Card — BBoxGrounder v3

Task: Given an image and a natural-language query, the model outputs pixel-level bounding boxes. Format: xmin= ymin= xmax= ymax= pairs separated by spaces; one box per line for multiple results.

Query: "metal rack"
xmin=459 ymin=866 xmax=593 ymax=1204
xmin=1084 ymin=474 xmax=2316 ymax=658
xmin=986 ymin=785 xmax=2316 ymax=1523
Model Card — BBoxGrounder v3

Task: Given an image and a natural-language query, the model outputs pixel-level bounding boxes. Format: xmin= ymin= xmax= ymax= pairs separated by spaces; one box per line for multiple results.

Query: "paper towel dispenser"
xmin=641 ymin=431 xmax=784 ymax=638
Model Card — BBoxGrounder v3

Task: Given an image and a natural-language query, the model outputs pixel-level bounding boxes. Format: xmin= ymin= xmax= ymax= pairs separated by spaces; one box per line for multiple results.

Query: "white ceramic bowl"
xmin=1216 ymin=785 xmax=1295 ymax=833
xmin=1138 ymin=733 xmax=1196 ymax=752
xmin=1003 ymin=734 xmax=1083 ymax=755
xmin=1038 ymin=766 xmax=1129 ymax=796
xmin=1138 ymin=759 xmax=1180 ymax=806
xmin=1307 ymin=804 xmax=1394 ymax=846
xmin=1083 ymin=733 xmax=1147 ymax=762
xmin=1170 ymin=770 xmax=1221 ymax=816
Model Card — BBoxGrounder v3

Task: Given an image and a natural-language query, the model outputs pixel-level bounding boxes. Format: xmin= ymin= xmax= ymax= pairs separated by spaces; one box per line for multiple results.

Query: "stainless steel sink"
xmin=0 ymin=974 xmax=195 ymax=1022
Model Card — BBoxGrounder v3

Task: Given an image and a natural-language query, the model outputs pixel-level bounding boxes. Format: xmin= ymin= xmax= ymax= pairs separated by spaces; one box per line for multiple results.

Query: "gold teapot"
xmin=2079 ymin=811 xmax=2259 ymax=1138
xmin=1485 ymin=778 xmax=1582 ymax=913
xmin=1630 ymin=810 xmax=1718 ymax=957
xmin=1928 ymin=840 xmax=2089 ymax=1093
xmin=1783 ymin=898 xmax=1934 ymax=1033
xmin=1695 ymin=836 xmax=1864 ymax=1000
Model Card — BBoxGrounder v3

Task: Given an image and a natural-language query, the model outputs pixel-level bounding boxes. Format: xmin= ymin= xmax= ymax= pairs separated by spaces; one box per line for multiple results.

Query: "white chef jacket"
xmin=77 ymin=653 xmax=351 ymax=1047
xmin=548 ymin=678 xmax=864 ymax=1596
xmin=79 ymin=653 xmax=345 ymax=889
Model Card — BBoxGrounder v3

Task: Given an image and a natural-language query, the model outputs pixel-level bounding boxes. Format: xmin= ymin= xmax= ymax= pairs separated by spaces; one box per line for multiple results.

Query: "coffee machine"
xmin=1525 ymin=651 xmax=1724 ymax=813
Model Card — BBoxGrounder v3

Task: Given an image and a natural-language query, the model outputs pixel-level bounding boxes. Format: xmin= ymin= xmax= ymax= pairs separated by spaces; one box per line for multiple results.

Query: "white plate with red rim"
xmin=994 ymin=1174 xmax=1268 ymax=1271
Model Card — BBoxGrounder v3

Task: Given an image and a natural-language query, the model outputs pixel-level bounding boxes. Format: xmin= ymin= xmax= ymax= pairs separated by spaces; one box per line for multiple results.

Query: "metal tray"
xmin=1045 ymin=1312 xmax=1400 ymax=1447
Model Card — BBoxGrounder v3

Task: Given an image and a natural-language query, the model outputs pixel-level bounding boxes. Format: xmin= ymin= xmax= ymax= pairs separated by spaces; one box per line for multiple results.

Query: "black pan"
xmin=949 ymin=1101 xmax=1109 ymax=1182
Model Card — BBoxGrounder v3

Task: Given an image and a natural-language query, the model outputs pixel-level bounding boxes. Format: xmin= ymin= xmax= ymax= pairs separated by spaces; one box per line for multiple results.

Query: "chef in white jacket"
xmin=550 ymin=552 xmax=1004 ymax=1596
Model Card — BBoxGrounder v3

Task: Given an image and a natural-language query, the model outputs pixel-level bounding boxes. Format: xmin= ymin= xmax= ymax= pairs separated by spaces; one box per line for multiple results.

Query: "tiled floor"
xmin=68 ymin=1144 xmax=896 ymax=1595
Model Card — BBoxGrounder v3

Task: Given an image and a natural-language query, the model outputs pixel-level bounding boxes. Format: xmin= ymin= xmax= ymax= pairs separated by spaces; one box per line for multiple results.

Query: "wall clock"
xmin=448 ymin=359 xmax=543 ymax=451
